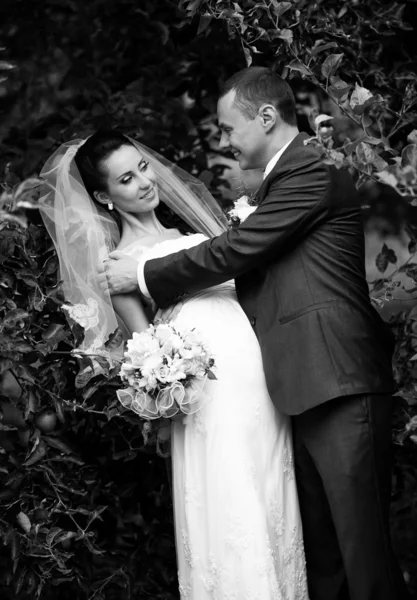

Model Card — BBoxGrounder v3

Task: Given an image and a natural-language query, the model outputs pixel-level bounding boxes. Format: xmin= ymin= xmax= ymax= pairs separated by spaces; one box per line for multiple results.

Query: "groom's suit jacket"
xmin=144 ymin=133 xmax=395 ymax=415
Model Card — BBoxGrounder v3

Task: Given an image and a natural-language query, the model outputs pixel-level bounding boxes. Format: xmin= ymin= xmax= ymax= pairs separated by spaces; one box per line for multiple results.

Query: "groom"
xmin=105 ymin=67 xmax=408 ymax=599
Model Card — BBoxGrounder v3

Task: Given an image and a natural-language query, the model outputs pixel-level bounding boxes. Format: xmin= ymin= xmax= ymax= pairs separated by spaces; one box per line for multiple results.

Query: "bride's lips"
xmin=140 ymin=187 xmax=155 ymax=200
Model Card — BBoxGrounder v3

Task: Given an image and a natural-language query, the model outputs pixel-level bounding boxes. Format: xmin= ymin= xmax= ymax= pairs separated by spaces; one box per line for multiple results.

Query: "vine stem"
xmin=87 ymin=568 xmax=126 ymax=600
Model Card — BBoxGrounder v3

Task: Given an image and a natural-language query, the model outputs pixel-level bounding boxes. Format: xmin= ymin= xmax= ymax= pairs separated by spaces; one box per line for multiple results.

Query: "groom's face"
xmin=217 ymin=90 xmax=267 ymax=170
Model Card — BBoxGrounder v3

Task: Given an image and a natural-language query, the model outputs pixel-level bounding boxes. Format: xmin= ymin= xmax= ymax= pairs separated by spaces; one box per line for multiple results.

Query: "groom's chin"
xmin=237 ymin=158 xmax=249 ymax=171
xmin=236 ymin=155 xmax=256 ymax=171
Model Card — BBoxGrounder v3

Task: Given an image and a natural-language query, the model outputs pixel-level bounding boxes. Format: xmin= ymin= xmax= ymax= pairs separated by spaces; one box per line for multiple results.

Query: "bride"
xmin=39 ymin=129 xmax=308 ymax=600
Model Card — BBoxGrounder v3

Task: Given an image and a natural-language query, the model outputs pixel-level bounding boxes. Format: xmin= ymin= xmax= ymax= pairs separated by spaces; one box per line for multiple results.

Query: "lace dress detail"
xmin=123 ymin=234 xmax=309 ymax=600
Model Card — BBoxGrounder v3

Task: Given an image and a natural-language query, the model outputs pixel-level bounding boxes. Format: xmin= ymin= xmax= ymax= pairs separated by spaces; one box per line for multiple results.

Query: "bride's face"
xmin=98 ymin=145 xmax=160 ymax=213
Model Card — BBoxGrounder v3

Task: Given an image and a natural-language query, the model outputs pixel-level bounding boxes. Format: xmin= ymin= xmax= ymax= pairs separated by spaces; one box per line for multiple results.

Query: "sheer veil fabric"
xmin=38 ymin=136 xmax=228 ymax=353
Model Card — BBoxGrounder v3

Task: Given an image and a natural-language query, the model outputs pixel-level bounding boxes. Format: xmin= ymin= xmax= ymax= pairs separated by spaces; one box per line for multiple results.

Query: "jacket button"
xmin=250 ymin=317 xmax=256 ymax=327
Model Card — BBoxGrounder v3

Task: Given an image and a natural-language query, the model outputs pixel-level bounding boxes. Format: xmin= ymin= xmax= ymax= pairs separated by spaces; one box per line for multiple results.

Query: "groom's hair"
xmin=220 ymin=67 xmax=297 ymax=126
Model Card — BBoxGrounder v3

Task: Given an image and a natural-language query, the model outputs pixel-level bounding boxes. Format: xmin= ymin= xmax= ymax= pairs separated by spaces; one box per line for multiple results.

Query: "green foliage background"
xmin=0 ymin=0 xmax=417 ymax=598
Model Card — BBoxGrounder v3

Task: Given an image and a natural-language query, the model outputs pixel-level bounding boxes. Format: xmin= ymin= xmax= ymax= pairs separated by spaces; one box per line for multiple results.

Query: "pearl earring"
xmin=108 ymin=202 xmax=114 ymax=211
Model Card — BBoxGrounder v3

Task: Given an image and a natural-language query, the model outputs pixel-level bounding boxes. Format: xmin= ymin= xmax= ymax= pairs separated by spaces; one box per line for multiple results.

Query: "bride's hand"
xmin=103 ymin=251 xmax=140 ymax=295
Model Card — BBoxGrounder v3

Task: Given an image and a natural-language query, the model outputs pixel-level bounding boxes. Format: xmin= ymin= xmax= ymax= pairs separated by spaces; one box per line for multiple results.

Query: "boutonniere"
xmin=227 ymin=194 xmax=258 ymax=228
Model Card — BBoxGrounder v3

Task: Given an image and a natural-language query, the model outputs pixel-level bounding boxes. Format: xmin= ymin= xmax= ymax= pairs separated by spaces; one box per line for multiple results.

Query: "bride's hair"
xmin=74 ymin=128 xmax=194 ymax=234
xmin=74 ymin=129 xmax=133 ymax=203
xmin=38 ymin=127 xmax=227 ymax=359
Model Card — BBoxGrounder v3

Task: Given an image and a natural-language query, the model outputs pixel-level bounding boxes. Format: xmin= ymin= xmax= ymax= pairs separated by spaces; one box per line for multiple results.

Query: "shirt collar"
xmin=263 ymin=137 xmax=296 ymax=180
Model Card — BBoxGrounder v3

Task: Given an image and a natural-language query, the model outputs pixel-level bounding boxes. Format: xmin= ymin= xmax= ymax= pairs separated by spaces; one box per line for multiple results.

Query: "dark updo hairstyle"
xmin=74 ymin=129 xmax=133 ymax=203
xmin=74 ymin=128 xmax=195 ymax=235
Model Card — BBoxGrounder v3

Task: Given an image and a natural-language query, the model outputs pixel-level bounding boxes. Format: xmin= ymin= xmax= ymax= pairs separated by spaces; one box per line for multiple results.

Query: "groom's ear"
xmin=257 ymin=104 xmax=277 ymax=132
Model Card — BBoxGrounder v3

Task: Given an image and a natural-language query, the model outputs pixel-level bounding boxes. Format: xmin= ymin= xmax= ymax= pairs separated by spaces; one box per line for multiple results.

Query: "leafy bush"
xmin=0 ymin=181 xmax=182 ymax=599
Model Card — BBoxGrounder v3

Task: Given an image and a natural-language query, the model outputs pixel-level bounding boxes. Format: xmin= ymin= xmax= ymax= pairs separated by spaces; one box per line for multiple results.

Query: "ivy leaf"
xmin=0 ymin=271 xmax=15 ymax=289
xmin=373 ymin=155 xmax=389 ymax=172
xmin=23 ymin=439 xmax=47 ymax=466
xmin=14 ymin=565 xmax=28 ymax=595
xmin=375 ymin=252 xmax=388 ymax=273
xmin=242 ymin=44 xmax=252 ymax=67
xmin=3 ymin=309 xmax=29 ymax=325
xmin=13 ymin=341 xmax=33 ymax=353
xmin=326 ymin=149 xmax=346 ymax=169
xmin=270 ymin=1 xmax=292 ymax=17
xmin=407 ymin=130 xmax=417 ymax=144
xmin=328 ymin=76 xmax=351 ymax=101
xmin=15 ymin=272 xmax=38 ymax=288
xmin=408 ymin=239 xmax=417 ymax=254
xmin=11 ymin=533 xmax=20 ymax=561
xmin=81 ymin=379 xmax=105 ymax=401
xmin=287 ymin=60 xmax=310 ymax=76
xmin=179 ymin=0 xmax=202 ymax=16
xmin=310 ymin=41 xmax=338 ymax=56
xmin=277 ymin=29 xmax=293 ymax=44
xmin=361 ymin=108 xmax=374 ymax=129
xmin=12 ymin=178 xmax=42 ymax=211
xmin=105 ymin=327 xmax=124 ymax=352
xmin=0 ymin=209 xmax=28 ymax=228
xmin=29 ymin=287 xmax=45 ymax=312
xmin=385 ymin=245 xmax=397 ymax=264
xmin=372 ymin=279 xmax=387 ymax=293
xmin=16 ymin=511 xmax=31 ymax=533
xmin=41 ymin=323 xmax=67 ymax=343
xmin=321 ymin=54 xmax=343 ymax=79
xmin=337 ymin=5 xmax=348 ymax=18
xmin=376 ymin=170 xmax=398 ymax=189
xmin=74 ymin=360 xmax=94 ymax=388
xmin=356 ymin=142 xmax=376 ymax=165
xmin=401 ymin=144 xmax=417 ymax=170
xmin=43 ymin=435 xmax=74 ymax=455
xmin=350 ymin=83 xmax=373 ymax=110
xmin=0 ymin=359 xmax=13 ymax=375
xmin=53 ymin=399 xmax=66 ymax=424
xmin=0 ymin=60 xmax=16 ymax=71
xmin=46 ymin=526 xmax=64 ymax=547
xmin=314 ymin=114 xmax=333 ymax=132
xmin=43 ymin=255 xmax=59 ymax=276
xmin=197 ymin=14 xmax=212 ymax=36
xmin=55 ymin=531 xmax=77 ymax=545
xmin=375 ymin=243 xmax=397 ymax=273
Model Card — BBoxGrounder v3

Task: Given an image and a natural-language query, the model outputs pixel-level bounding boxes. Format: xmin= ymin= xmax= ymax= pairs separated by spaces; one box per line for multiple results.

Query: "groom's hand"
xmin=104 ymin=251 xmax=139 ymax=295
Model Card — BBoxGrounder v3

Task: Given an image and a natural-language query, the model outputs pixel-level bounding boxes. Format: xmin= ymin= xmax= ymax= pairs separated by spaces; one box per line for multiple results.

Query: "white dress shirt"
xmin=137 ymin=255 xmax=152 ymax=299
xmin=138 ymin=136 xmax=296 ymax=298
xmin=263 ymin=137 xmax=295 ymax=179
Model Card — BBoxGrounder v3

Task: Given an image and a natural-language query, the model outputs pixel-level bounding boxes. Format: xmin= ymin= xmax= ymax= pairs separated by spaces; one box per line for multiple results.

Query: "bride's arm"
xmin=111 ymin=292 xmax=149 ymax=336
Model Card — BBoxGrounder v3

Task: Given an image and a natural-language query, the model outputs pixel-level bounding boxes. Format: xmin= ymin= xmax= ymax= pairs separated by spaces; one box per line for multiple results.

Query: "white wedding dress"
xmin=124 ymin=233 xmax=309 ymax=600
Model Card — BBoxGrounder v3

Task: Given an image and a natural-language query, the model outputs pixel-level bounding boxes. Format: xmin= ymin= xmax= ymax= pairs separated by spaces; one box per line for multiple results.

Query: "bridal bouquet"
xmin=116 ymin=322 xmax=215 ymax=420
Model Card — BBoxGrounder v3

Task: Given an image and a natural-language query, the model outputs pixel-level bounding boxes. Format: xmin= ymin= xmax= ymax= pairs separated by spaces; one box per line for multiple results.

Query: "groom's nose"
xmin=219 ymin=132 xmax=229 ymax=150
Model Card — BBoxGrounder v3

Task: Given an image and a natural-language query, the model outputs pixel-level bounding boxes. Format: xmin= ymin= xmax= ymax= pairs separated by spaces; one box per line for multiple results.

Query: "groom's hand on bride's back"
xmin=102 ymin=251 xmax=139 ymax=295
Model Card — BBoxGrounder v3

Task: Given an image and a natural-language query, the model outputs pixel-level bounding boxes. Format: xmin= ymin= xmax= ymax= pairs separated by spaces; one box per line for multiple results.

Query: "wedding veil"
xmin=38 ymin=135 xmax=228 ymax=357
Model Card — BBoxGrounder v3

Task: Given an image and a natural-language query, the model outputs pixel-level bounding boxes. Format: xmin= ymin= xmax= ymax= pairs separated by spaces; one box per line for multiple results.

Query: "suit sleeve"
xmin=144 ymin=154 xmax=330 ymax=308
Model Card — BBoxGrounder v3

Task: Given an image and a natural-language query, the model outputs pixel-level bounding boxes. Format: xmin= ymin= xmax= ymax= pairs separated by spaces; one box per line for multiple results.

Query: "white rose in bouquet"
xmin=116 ymin=322 xmax=216 ymax=420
